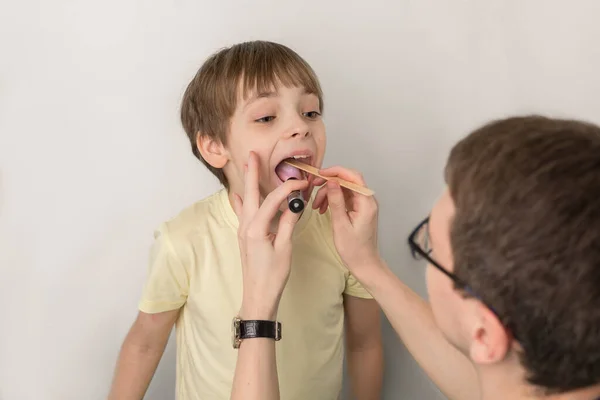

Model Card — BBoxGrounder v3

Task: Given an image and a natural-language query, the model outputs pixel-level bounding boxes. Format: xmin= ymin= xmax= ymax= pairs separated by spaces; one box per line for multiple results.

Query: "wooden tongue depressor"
xmin=284 ymin=159 xmax=375 ymax=196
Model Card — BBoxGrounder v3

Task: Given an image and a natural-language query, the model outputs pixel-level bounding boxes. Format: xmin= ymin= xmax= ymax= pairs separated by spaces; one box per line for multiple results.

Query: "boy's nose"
xmin=285 ymin=118 xmax=311 ymax=139
xmin=290 ymin=130 xmax=310 ymax=138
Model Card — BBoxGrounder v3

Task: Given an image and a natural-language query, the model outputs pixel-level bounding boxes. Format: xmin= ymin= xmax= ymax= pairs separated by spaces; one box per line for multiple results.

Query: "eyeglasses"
xmin=407 ymin=216 xmax=473 ymax=295
xmin=407 ymin=217 xmax=514 ymax=337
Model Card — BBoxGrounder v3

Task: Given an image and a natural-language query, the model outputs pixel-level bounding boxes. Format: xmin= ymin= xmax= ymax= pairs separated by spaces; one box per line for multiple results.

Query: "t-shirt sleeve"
xmin=343 ymin=271 xmax=373 ymax=299
xmin=138 ymin=223 xmax=190 ymax=313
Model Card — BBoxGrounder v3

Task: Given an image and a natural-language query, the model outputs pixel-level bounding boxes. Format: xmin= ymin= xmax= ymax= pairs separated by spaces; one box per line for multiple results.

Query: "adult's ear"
xmin=469 ymin=302 xmax=511 ymax=365
xmin=197 ymin=133 xmax=228 ymax=168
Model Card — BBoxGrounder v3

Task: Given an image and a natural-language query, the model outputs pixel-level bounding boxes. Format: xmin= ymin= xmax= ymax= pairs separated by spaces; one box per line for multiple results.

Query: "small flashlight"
xmin=286 ymin=178 xmax=305 ymax=214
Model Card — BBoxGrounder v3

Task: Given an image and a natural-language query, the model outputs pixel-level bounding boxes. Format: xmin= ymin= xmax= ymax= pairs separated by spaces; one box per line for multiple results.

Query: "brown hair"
xmin=446 ymin=115 xmax=600 ymax=393
xmin=180 ymin=40 xmax=324 ymax=188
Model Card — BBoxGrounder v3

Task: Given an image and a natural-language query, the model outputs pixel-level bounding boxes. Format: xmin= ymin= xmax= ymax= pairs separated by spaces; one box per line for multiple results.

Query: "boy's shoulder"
xmin=157 ymin=188 xmax=232 ymax=242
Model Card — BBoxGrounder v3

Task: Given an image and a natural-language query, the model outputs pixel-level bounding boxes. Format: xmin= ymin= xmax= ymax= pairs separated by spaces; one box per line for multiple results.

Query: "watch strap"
xmin=239 ymin=320 xmax=281 ymax=341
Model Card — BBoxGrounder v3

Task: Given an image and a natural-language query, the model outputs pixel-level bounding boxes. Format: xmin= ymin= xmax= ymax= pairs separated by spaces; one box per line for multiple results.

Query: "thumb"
xmin=326 ymin=181 xmax=352 ymax=230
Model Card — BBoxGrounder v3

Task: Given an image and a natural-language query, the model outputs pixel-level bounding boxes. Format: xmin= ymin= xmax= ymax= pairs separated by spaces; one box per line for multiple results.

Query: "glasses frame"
xmin=407 ymin=216 xmax=472 ymax=294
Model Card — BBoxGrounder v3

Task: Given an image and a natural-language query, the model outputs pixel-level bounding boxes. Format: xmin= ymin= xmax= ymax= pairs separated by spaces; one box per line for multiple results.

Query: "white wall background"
xmin=2 ymin=1 xmax=600 ymax=399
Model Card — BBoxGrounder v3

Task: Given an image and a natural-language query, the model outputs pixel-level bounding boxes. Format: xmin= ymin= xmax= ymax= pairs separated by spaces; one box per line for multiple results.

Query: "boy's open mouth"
xmin=275 ymin=155 xmax=311 ymax=183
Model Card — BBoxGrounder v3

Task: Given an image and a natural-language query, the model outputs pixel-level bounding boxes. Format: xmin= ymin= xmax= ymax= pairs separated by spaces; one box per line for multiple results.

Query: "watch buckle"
xmin=232 ymin=316 xmax=242 ymax=349
xmin=274 ymin=320 xmax=281 ymax=341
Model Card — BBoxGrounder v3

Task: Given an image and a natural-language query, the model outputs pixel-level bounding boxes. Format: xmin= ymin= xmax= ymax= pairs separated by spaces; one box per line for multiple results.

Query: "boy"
xmin=108 ymin=41 xmax=383 ymax=400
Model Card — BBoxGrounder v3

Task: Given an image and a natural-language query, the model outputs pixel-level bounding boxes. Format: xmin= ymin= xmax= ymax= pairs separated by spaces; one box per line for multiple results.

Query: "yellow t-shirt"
xmin=139 ymin=188 xmax=372 ymax=400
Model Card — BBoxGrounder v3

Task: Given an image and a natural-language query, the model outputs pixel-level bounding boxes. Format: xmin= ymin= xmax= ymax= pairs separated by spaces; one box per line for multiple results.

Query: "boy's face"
xmin=212 ymin=84 xmax=326 ymax=208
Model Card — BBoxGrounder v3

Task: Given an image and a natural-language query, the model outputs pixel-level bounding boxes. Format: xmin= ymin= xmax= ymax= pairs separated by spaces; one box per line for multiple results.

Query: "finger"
xmin=232 ymin=193 xmax=244 ymax=219
xmin=318 ymin=166 xmax=366 ymax=186
xmin=344 ymin=187 xmax=356 ymax=212
xmin=326 ymin=180 xmax=352 ymax=229
xmin=312 ymin=185 xmax=328 ymax=210
xmin=312 ymin=177 xmax=327 ymax=187
xmin=274 ymin=208 xmax=302 ymax=249
xmin=248 ymin=179 xmax=309 ymax=237
xmin=243 ymin=151 xmax=261 ymax=215
xmin=321 ymin=182 xmax=355 ymax=211
xmin=344 ymin=190 xmax=378 ymax=229
xmin=319 ymin=198 xmax=328 ymax=214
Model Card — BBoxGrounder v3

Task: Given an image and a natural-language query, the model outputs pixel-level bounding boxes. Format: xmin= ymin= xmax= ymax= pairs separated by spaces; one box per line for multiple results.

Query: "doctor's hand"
xmin=232 ymin=151 xmax=308 ymax=320
xmin=312 ymin=167 xmax=381 ymax=277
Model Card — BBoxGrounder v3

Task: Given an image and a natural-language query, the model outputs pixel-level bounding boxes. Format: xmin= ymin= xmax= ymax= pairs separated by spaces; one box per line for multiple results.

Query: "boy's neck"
xmin=227 ymin=189 xmax=283 ymax=233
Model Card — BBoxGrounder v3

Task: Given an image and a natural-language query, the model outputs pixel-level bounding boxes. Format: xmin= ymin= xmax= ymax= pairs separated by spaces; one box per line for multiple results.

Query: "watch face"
xmin=232 ymin=316 xmax=241 ymax=349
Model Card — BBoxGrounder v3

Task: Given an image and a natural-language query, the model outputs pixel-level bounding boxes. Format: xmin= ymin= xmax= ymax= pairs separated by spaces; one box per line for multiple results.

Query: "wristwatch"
xmin=231 ymin=316 xmax=282 ymax=349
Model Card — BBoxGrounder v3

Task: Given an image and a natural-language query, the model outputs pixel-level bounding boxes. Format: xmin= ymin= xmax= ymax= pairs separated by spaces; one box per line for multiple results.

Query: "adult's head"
xmin=411 ymin=115 xmax=600 ymax=394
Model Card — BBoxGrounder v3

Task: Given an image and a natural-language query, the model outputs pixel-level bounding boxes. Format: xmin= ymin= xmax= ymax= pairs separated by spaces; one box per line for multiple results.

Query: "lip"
xmin=276 ymin=149 xmax=315 ymax=165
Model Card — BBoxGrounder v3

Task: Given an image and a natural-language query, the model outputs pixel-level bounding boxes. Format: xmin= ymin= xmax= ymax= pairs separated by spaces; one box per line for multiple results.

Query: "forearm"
xmin=356 ymin=259 xmax=479 ymax=400
xmin=231 ymin=337 xmax=279 ymax=400
xmin=347 ymin=343 xmax=383 ymax=400
xmin=108 ymin=339 xmax=165 ymax=400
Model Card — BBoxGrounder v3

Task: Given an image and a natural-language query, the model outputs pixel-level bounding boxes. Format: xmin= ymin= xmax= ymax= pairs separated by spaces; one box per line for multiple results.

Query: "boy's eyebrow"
xmin=243 ymin=91 xmax=278 ymax=109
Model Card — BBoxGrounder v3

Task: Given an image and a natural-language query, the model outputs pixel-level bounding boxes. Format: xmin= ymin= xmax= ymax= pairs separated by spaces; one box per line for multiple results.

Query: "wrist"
xmin=232 ymin=315 xmax=282 ymax=349
xmin=240 ymin=297 xmax=280 ymax=321
xmin=350 ymin=255 xmax=388 ymax=291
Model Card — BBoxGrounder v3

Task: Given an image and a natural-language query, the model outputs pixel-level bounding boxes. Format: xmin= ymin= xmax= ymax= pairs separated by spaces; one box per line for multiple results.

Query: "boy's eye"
xmin=303 ymin=111 xmax=321 ymax=119
xmin=255 ymin=116 xmax=276 ymax=123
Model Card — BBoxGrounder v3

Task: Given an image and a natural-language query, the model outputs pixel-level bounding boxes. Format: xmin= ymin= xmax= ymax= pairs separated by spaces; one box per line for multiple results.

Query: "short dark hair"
xmin=446 ymin=115 xmax=600 ymax=393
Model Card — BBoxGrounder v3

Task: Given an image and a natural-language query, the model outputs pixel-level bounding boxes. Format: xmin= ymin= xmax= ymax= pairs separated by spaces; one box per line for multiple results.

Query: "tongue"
xmin=275 ymin=160 xmax=304 ymax=181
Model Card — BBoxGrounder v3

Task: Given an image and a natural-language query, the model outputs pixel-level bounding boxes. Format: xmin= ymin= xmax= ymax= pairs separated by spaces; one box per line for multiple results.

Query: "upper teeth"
xmin=292 ymin=155 xmax=309 ymax=159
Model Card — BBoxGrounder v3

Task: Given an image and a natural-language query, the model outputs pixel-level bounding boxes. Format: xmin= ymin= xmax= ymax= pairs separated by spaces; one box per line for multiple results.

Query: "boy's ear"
xmin=196 ymin=133 xmax=229 ymax=168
